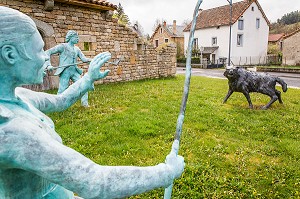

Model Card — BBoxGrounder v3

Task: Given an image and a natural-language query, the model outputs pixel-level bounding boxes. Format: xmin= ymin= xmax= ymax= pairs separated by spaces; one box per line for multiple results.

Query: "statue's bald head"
xmin=0 ymin=6 xmax=37 ymax=59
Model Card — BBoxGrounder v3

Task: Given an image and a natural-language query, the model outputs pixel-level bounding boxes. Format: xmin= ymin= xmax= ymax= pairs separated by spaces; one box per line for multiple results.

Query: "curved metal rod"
xmin=46 ymin=59 xmax=121 ymax=70
xmin=163 ymin=0 xmax=203 ymax=198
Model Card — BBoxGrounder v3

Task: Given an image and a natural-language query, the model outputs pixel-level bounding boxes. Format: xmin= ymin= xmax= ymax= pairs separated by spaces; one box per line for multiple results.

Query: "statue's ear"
xmin=1 ymin=45 xmax=19 ymax=65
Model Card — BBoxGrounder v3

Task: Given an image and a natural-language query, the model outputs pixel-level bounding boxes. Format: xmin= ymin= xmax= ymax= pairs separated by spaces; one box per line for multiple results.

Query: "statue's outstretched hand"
xmin=165 ymin=140 xmax=185 ymax=179
xmin=88 ymin=52 xmax=111 ymax=81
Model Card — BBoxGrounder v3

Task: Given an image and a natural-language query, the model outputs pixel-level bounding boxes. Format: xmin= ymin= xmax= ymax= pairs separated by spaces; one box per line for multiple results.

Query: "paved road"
xmin=176 ymin=67 xmax=300 ymax=88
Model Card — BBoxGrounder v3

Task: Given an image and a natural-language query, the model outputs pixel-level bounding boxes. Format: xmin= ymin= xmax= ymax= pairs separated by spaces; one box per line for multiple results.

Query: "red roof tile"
xmin=83 ymin=0 xmax=116 ymax=8
xmin=268 ymin=34 xmax=284 ymax=42
xmin=184 ymin=0 xmax=269 ymax=31
xmin=55 ymin=0 xmax=117 ymax=10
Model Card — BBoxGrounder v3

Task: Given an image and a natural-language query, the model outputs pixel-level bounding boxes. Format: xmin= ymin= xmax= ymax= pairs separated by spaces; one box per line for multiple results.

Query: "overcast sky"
xmin=108 ymin=0 xmax=300 ymax=35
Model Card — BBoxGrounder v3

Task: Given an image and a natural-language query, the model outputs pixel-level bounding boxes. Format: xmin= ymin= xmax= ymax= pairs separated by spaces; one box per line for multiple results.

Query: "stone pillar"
xmin=44 ymin=0 xmax=54 ymax=11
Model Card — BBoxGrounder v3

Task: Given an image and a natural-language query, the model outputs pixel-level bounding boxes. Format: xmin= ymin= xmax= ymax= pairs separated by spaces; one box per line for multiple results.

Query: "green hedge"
xmin=177 ymin=57 xmax=200 ymax=64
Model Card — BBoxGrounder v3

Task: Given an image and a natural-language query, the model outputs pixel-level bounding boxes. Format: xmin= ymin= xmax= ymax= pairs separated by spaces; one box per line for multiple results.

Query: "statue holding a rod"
xmin=46 ymin=30 xmax=92 ymax=107
xmin=0 ymin=6 xmax=184 ymax=199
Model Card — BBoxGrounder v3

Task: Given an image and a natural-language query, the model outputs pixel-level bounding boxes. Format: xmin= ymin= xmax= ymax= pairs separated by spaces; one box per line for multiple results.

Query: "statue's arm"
xmin=44 ymin=44 xmax=64 ymax=67
xmin=16 ymin=52 xmax=111 ymax=113
xmin=45 ymin=44 xmax=64 ymax=56
xmin=76 ymin=47 xmax=92 ymax=63
xmin=0 ymin=121 xmax=183 ymax=199
xmin=16 ymin=74 xmax=94 ymax=113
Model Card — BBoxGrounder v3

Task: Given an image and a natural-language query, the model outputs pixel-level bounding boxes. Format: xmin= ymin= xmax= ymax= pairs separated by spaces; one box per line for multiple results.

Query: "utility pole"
xmin=227 ymin=0 xmax=232 ymax=68
xmin=200 ymin=46 xmax=204 ymax=67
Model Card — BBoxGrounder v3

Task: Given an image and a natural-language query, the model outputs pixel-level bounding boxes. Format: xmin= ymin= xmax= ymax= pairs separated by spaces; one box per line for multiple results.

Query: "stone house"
xmin=151 ymin=20 xmax=185 ymax=57
xmin=184 ymin=0 xmax=270 ymax=66
xmin=268 ymin=33 xmax=284 ymax=51
xmin=0 ymin=0 xmax=177 ymax=90
xmin=282 ymin=29 xmax=300 ymax=66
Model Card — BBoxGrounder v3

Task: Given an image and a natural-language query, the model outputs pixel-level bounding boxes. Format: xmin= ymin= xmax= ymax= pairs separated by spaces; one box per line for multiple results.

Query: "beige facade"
xmin=282 ymin=30 xmax=300 ymax=66
xmin=151 ymin=21 xmax=185 ymax=57
xmin=0 ymin=0 xmax=176 ymax=91
xmin=152 ymin=25 xmax=173 ymax=47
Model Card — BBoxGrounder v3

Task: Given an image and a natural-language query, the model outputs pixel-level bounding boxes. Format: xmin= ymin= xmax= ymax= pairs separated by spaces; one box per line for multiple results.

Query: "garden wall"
xmin=0 ymin=0 xmax=176 ymax=91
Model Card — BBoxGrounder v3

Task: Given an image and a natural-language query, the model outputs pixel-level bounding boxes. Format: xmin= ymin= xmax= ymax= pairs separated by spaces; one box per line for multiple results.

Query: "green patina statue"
xmin=0 ymin=6 xmax=184 ymax=199
xmin=46 ymin=30 xmax=92 ymax=107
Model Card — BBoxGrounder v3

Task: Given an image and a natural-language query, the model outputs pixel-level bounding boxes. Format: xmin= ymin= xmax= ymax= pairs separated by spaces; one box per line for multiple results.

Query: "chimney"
xmin=173 ymin=20 xmax=177 ymax=35
xmin=163 ymin=21 xmax=167 ymax=27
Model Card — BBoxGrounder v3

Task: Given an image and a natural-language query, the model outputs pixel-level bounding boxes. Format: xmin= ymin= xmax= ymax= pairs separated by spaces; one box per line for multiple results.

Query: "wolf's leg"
xmin=275 ymin=90 xmax=283 ymax=103
xmin=223 ymin=90 xmax=233 ymax=103
xmin=242 ymin=92 xmax=253 ymax=109
xmin=262 ymin=94 xmax=278 ymax=109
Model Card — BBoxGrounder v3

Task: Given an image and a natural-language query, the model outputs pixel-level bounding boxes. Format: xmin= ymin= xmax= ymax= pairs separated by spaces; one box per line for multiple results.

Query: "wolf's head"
xmin=223 ymin=68 xmax=240 ymax=82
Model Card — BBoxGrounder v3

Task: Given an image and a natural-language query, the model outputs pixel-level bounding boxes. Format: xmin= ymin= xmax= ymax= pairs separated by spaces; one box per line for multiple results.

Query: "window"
xmin=83 ymin=42 xmax=92 ymax=51
xmin=238 ymin=19 xmax=244 ymax=30
xmin=160 ymin=28 xmax=163 ymax=34
xmin=155 ymin=40 xmax=159 ymax=47
xmin=193 ymin=38 xmax=198 ymax=49
xmin=165 ymin=38 xmax=169 ymax=43
xmin=212 ymin=37 xmax=217 ymax=46
xmin=237 ymin=34 xmax=243 ymax=46
xmin=251 ymin=6 xmax=254 ymax=11
xmin=256 ymin=18 xmax=260 ymax=29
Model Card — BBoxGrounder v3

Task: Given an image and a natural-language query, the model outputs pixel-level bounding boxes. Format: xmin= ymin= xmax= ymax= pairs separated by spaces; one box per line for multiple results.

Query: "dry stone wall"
xmin=0 ymin=0 xmax=176 ymax=90
xmin=282 ymin=31 xmax=300 ymax=66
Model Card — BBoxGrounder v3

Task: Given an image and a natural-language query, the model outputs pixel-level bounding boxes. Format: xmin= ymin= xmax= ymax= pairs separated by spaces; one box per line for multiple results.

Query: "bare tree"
xmin=152 ymin=18 xmax=167 ymax=31
xmin=152 ymin=18 xmax=161 ymax=31
xmin=181 ymin=19 xmax=191 ymax=27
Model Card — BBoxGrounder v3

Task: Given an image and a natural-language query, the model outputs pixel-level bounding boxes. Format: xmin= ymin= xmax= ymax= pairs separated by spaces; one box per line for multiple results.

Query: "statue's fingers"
xmin=94 ymin=54 xmax=111 ymax=67
xmin=100 ymin=70 xmax=110 ymax=78
xmin=92 ymin=52 xmax=111 ymax=65
xmin=90 ymin=52 xmax=111 ymax=66
xmin=94 ymin=51 xmax=110 ymax=59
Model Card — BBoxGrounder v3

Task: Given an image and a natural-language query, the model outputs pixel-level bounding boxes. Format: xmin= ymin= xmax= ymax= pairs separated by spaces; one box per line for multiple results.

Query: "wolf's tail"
xmin=276 ymin=78 xmax=288 ymax=92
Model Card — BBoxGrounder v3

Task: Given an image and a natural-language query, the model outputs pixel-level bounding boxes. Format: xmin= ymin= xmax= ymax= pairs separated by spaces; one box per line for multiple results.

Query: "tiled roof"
xmin=151 ymin=23 xmax=185 ymax=40
xmin=166 ymin=25 xmax=186 ymax=37
xmin=184 ymin=0 xmax=269 ymax=31
xmin=55 ymin=0 xmax=117 ymax=10
xmin=268 ymin=34 xmax=284 ymax=42
xmin=130 ymin=24 xmax=143 ymax=37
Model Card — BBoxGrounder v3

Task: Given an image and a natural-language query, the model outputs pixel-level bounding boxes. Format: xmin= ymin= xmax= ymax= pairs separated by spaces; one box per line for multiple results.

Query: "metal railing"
xmin=230 ymin=55 xmax=282 ymax=66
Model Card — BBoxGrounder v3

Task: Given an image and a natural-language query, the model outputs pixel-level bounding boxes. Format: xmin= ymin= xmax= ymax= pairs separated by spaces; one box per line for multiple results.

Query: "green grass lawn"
xmin=48 ymin=75 xmax=300 ymax=198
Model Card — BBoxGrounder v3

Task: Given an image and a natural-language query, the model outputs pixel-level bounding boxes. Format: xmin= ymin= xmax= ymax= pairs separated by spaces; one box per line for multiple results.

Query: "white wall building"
xmin=183 ymin=0 xmax=270 ymax=66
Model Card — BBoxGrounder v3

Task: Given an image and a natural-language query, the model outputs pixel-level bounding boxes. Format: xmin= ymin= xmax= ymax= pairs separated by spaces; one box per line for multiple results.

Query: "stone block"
xmin=33 ymin=13 xmax=45 ymax=17
xmin=20 ymin=7 xmax=32 ymax=13
xmin=72 ymin=16 xmax=78 ymax=21
xmin=44 ymin=0 xmax=54 ymax=11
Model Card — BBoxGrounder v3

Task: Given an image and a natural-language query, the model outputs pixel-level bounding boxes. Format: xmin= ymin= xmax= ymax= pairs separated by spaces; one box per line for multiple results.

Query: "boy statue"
xmin=0 ymin=6 xmax=184 ymax=199
xmin=46 ymin=30 xmax=91 ymax=107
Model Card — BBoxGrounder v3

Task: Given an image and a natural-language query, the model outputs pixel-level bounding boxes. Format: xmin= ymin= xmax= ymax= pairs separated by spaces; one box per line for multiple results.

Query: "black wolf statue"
xmin=223 ymin=67 xmax=288 ymax=109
